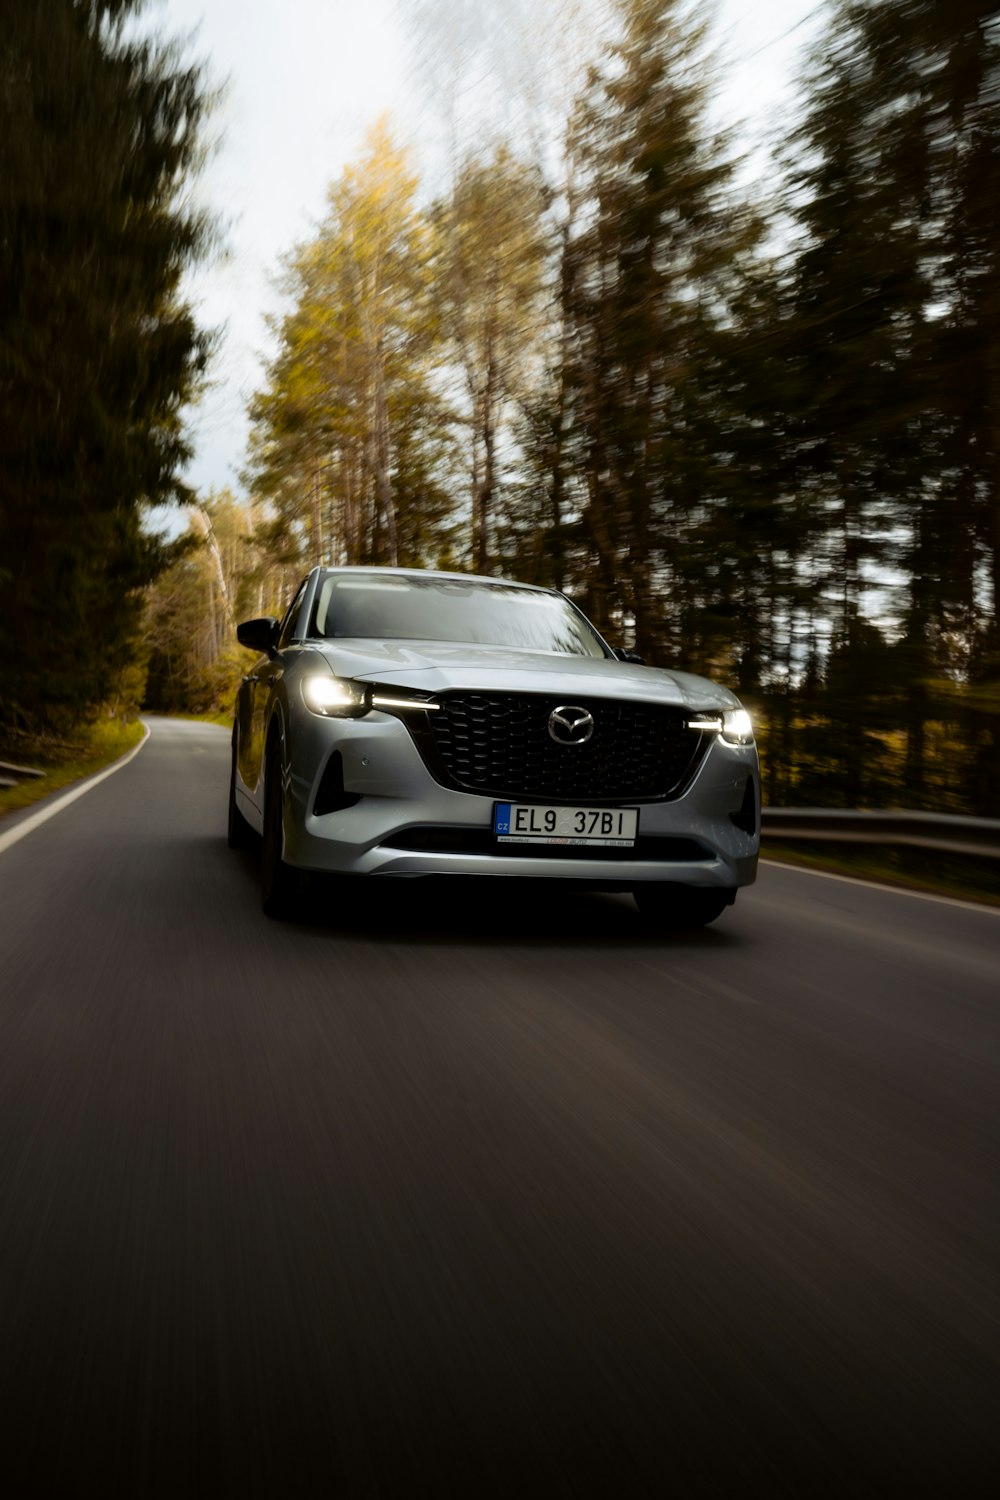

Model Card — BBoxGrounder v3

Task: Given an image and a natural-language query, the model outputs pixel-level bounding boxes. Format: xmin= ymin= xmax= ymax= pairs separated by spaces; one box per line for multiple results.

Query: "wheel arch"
xmin=264 ymin=699 xmax=289 ymax=768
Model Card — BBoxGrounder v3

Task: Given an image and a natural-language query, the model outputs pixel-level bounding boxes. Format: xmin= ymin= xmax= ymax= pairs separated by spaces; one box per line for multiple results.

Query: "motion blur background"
xmin=3 ymin=9 xmax=1000 ymax=1495
xmin=2 ymin=0 xmax=999 ymax=827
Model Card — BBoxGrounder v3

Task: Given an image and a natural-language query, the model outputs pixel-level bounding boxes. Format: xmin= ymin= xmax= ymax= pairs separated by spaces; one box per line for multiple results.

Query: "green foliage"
xmin=246 ymin=119 xmax=457 ymax=571
xmin=0 ymin=0 xmax=211 ymax=736
xmin=0 ymin=715 xmax=146 ymax=820
xmin=531 ymin=0 xmax=766 ymax=665
xmin=233 ymin=0 xmax=998 ymax=817
xmin=143 ymin=491 xmax=277 ymax=717
xmin=769 ymin=0 xmax=1000 ymax=812
xmin=432 ymin=144 xmax=550 ymax=572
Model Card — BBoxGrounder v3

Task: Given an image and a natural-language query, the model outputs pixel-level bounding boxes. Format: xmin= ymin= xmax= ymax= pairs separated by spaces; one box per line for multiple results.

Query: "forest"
xmin=3 ymin=1 xmax=999 ymax=814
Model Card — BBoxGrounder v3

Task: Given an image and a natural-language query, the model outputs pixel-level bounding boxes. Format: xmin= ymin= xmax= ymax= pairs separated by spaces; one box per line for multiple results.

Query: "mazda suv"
xmin=229 ymin=567 xmax=759 ymax=924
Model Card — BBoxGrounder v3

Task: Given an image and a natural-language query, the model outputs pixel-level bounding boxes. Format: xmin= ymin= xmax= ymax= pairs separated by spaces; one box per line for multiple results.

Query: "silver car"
xmin=229 ymin=567 xmax=759 ymax=924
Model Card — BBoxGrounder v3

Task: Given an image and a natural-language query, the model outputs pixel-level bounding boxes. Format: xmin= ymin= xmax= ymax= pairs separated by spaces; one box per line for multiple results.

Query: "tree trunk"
xmin=312 ymin=467 xmax=324 ymax=565
xmin=373 ymin=355 xmax=397 ymax=567
xmin=189 ymin=505 xmax=235 ymax=633
xmin=475 ymin=353 xmax=498 ymax=576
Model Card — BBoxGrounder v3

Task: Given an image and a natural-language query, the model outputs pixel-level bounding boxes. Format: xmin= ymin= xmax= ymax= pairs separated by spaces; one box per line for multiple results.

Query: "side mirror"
xmin=613 ymin=647 xmax=646 ymax=665
xmin=236 ymin=616 xmax=280 ymax=652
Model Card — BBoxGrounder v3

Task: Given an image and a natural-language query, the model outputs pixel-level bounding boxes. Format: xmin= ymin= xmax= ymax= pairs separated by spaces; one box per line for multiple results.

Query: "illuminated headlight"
xmin=721 ymin=708 xmax=754 ymax=745
xmin=685 ymin=708 xmax=753 ymax=745
xmin=302 ymin=675 xmax=371 ymax=718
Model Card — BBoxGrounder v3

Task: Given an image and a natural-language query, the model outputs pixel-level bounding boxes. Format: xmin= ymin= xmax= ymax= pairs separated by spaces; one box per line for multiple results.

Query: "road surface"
xmin=0 ymin=717 xmax=997 ymax=1495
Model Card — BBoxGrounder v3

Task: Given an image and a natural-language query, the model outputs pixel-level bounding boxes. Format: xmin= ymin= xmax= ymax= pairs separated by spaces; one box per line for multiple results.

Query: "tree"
xmin=246 ymin=120 xmax=457 ymax=571
xmin=399 ymin=0 xmax=613 ymax=173
xmin=432 ymin=145 xmax=549 ymax=572
xmin=0 ymin=0 xmax=211 ymax=736
xmin=556 ymin=0 xmax=763 ymax=661
xmin=782 ymin=0 xmax=1000 ymax=808
xmin=143 ymin=491 xmax=269 ymax=716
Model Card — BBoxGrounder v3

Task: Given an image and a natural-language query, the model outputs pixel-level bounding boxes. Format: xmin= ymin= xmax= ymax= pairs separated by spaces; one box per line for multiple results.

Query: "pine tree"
xmin=0 ymin=0 xmax=211 ymax=736
xmin=783 ymin=0 xmax=1000 ymax=809
xmin=557 ymin=0 xmax=763 ymax=662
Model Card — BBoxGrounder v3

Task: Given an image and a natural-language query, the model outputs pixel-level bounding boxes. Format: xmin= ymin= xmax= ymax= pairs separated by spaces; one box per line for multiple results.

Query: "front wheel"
xmin=261 ymin=745 xmax=297 ymax=918
xmin=633 ymin=884 xmax=734 ymax=930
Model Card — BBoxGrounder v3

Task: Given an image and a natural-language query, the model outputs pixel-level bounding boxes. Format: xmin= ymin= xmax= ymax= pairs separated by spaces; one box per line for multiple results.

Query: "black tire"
xmin=227 ymin=733 xmax=254 ymax=850
xmin=633 ymin=884 xmax=733 ymax=930
xmin=261 ymin=740 xmax=296 ymax=918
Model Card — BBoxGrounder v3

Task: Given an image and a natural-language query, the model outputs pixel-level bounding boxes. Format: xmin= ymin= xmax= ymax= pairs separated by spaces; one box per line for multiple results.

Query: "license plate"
xmin=494 ymin=802 xmax=638 ymax=847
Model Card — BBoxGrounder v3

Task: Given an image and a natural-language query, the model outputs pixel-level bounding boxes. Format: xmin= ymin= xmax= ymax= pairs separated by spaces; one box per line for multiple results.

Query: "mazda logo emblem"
xmin=548 ymin=705 xmax=594 ymax=745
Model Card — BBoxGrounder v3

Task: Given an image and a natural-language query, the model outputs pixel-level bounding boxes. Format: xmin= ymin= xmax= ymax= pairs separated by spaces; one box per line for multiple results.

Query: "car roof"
xmin=312 ymin=565 xmax=557 ymax=595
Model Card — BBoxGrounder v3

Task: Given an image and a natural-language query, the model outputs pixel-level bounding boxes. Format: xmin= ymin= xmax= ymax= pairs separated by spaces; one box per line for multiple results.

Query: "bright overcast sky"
xmin=146 ymin=0 xmax=824 ymax=510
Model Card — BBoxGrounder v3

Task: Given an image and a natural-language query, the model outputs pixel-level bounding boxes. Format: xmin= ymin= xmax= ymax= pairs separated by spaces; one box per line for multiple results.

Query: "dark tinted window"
xmin=311 ymin=573 xmax=608 ymax=658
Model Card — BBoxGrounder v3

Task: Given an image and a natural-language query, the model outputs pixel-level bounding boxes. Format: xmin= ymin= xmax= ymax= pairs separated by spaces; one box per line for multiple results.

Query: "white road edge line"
xmin=0 ymin=721 xmax=151 ymax=859
xmin=761 ymin=856 xmax=1000 ymax=916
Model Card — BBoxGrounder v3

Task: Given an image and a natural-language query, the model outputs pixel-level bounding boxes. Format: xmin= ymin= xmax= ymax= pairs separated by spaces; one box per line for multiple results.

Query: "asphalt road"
xmin=1 ymin=717 xmax=997 ymax=1496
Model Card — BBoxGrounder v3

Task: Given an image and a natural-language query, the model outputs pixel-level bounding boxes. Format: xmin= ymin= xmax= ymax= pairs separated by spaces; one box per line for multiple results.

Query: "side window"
xmin=277 ymin=581 xmax=308 ymax=648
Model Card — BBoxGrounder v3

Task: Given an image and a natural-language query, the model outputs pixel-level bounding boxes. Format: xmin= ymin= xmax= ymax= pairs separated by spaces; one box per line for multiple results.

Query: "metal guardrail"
xmin=2 ymin=750 xmax=998 ymax=858
xmin=0 ymin=760 xmax=45 ymax=790
xmin=762 ymin=808 xmax=1000 ymax=861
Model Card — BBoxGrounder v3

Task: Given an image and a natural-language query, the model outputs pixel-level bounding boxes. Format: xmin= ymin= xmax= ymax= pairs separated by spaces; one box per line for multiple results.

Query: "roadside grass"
xmin=0 ymin=718 xmax=146 ymax=820
xmin=762 ymin=839 xmax=1000 ymax=909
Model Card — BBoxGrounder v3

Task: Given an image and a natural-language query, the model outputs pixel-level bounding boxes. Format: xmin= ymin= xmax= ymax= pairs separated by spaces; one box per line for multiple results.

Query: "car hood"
xmin=310 ymin=639 xmax=741 ymax=710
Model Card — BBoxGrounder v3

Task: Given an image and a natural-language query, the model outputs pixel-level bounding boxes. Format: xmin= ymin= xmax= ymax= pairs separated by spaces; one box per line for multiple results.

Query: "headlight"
xmin=302 ymin=674 xmax=371 ymax=718
xmin=721 ymin=708 xmax=754 ymax=745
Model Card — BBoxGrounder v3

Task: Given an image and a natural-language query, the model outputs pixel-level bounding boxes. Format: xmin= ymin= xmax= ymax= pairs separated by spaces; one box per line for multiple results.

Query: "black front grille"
xmin=406 ymin=692 xmax=708 ymax=802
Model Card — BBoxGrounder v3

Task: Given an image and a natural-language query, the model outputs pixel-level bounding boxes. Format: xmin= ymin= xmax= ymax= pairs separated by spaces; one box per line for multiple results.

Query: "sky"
xmin=146 ymin=0 xmax=825 ymax=515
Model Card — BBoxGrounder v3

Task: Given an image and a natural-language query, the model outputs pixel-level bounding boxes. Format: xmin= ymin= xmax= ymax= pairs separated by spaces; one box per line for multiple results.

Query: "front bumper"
xmin=279 ymin=710 xmax=759 ymax=889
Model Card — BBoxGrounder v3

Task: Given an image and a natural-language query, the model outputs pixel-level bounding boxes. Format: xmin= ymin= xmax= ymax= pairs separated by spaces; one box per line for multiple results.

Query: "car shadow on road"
xmin=224 ymin=842 xmax=749 ymax=952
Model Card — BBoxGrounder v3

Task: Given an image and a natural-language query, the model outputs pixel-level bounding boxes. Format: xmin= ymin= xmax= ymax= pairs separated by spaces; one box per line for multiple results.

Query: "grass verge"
xmin=762 ymin=839 xmax=1000 ymax=909
xmin=0 ymin=719 xmax=146 ymax=821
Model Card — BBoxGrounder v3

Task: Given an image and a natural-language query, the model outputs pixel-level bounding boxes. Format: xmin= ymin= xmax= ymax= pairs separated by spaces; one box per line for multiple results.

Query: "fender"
xmin=264 ymin=698 xmax=290 ymax=785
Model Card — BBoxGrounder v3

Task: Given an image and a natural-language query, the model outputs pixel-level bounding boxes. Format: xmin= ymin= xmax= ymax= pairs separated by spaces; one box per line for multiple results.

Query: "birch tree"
xmin=246 ymin=120 xmax=455 ymax=568
xmin=433 ymin=146 xmax=549 ymax=572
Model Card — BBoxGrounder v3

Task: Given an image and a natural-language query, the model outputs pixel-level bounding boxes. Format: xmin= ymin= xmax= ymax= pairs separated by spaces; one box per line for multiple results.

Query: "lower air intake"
xmin=313 ymin=751 xmax=361 ymax=816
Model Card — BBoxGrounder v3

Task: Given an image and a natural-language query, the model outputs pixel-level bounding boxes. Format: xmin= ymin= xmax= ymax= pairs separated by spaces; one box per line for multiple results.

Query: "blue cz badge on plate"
xmin=494 ymin=803 xmax=512 ymax=836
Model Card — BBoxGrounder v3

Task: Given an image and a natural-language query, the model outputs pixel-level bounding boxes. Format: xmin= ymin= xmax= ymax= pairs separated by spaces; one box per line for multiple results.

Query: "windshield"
xmin=310 ymin=573 xmax=609 ymax=658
